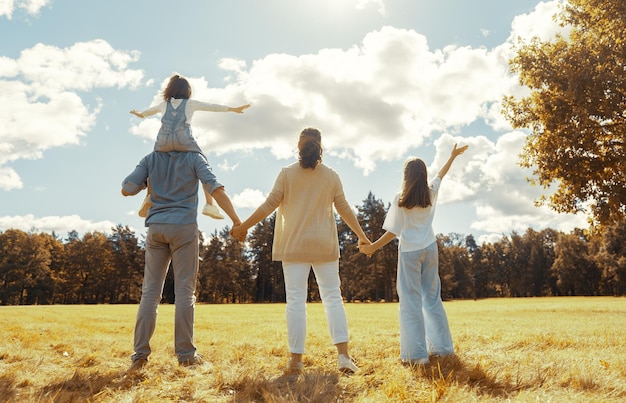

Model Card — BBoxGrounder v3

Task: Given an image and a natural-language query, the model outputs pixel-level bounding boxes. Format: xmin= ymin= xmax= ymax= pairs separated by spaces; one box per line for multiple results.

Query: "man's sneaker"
xmin=202 ymin=203 xmax=224 ymax=219
xmin=138 ymin=195 xmax=152 ymax=218
xmin=127 ymin=358 xmax=147 ymax=373
xmin=337 ymin=354 xmax=359 ymax=374
xmin=179 ymin=355 xmax=205 ymax=367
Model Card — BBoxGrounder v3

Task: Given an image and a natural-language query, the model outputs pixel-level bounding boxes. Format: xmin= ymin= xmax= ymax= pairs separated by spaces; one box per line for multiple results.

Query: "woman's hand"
xmin=359 ymin=242 xmax=375 ymax=257
xmin=230 ymin=225 xmax=247 ymax=242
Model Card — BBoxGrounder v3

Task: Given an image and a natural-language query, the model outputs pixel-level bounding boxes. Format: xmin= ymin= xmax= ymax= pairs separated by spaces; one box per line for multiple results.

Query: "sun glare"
xmin=317 ymin=0 xmax=385 ymax=16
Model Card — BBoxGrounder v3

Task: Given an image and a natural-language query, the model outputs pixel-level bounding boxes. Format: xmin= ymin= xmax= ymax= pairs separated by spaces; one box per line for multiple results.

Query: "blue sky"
xmin=1 ymin=0 xmax=587 ymax=244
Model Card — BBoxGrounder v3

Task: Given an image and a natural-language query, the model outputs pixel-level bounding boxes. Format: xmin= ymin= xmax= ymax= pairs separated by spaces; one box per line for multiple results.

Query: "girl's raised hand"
xmin=452 ymin=143 xmax=469 ymax=157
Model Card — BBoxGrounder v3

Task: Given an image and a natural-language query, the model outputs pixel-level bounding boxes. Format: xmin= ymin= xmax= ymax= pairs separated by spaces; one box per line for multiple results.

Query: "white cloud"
xmin=19 ymin=0 xmax=49 ymax=15
xmin=18 ymin=40 xmax=143 ymax=97
xmin=0 ymin=1 xmax=580 ymax=241
xmin=122 ymin=12 xmax=585 ymax=242
xmin=0 ymin=40 xmax=144 ymax=189
xmin=0 ymin=0 xmax=12 ymax=18
xmin=356 ymin=0 xmax=386 ymax=15
xmin=130 ymin=26 xmax=523 ymax=175
xmin=431 ymin=130 xmax=589 ymax=240
xmin=508 ymin=0 xmax=564 ymax=43
xmin=0 ymin=214 xmax=119 ymax=236
xmin=472 ymin=203 xmax=587 ymax=236
xmin=217 ymin=159 xmax=239 ymax=172
xmin=232 ymin=188 xmax=267 ymax=209
xmin=0 ymin=0 xmax=50 ymax=19
xmin=0 ymin=166 xmax=22 ymax=190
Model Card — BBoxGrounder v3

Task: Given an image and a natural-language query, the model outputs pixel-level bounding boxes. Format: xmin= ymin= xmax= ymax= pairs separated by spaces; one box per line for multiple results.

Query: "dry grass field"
xmin=0 ymin=297 xmax=625 ymax=402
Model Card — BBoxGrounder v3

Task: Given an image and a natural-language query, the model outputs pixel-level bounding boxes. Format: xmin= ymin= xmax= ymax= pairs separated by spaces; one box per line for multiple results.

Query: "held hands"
xmin=230 ymin=224 xmax=247 ymax=242
xmin=357 ymin=237 xmax=374 ymax=258
xmin=359 ymin=243 xmax=377 ymax=257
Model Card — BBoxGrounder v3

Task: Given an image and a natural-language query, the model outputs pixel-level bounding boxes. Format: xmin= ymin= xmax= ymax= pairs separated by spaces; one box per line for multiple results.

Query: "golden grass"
xmin=0 ymin=297 xmax=625 ymax=402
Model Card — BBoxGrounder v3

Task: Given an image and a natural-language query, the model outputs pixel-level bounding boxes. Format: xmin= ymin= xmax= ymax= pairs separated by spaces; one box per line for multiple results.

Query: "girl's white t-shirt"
xmin=382 ymin=176 xmax=441 ymax=252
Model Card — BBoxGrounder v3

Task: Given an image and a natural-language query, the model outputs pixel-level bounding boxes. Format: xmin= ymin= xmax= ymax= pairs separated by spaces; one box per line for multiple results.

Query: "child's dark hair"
xmin=398 ymin=157 xmax=431 ymax=209
xmin=162 ymin=74 xmax=192 ymax=100
xmin=298 ymin=128 xmax=323 ymax=169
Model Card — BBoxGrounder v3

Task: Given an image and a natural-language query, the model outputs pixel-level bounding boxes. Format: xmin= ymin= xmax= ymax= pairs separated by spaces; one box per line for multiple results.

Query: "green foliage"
xmin=503 ymin=0 xmax=626 ymax=227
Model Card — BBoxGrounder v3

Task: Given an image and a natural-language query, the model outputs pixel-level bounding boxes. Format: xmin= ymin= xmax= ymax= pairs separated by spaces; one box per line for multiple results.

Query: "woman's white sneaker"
xmin=338 ymin=354 xmax=359 ymax=373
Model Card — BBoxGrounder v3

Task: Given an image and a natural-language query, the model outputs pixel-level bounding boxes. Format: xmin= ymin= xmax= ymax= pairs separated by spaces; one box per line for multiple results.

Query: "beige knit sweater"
xmin=258 ymin=162 xmax=354 ymax=262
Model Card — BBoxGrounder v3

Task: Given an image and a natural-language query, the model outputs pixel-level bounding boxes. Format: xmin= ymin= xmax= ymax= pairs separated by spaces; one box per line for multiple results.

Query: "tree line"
xmin=1 ymin=192 xmax=625 ymax=306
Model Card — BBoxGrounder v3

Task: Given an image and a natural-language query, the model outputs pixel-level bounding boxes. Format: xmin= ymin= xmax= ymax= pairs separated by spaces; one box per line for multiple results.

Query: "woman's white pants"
xmin=282 ymin=260 xmax=349 ymax=354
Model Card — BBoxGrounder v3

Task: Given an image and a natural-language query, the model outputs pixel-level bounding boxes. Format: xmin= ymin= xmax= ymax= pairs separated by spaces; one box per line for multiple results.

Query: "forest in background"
xmin=1 ymin=192 xmax=625 ymax=306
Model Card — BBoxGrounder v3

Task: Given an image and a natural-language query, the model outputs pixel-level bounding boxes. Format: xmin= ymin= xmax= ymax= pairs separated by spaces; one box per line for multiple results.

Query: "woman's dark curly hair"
xmin=298 ymin=127 xmax=323 ymax=169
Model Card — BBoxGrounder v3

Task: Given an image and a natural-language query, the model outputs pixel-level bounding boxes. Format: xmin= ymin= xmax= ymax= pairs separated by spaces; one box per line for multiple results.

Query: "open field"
xmin=0 ymin=297 xmax=625 ymax=402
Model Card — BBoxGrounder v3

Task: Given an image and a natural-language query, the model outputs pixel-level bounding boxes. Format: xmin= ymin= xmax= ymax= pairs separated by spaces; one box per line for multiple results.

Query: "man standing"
xmin=122 ymin=150 xmax=241 ymax=371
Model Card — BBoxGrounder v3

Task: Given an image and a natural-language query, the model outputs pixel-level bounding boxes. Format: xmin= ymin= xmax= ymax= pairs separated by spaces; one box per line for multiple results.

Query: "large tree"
xmin=351 ymin=192 xmax=396 ymax=301
xmin=246 ymin=213 xmax=285 ymax=303
xmin=0 ymin=229 xmax=51 ymax=305
xmin=504 ymin=0 xmax=626 ymax=227
xmin=552 ymin=231 xmax=601 ymax=295
xmin=595 ymin=220 xmax=626 ymax=295
xmin=109 ymin=225 xmax=144 ymax=303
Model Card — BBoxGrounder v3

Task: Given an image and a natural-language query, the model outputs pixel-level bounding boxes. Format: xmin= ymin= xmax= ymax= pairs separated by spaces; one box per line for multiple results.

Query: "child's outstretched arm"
xmin=437 ymin=143 xmax=469 ymax=179
xmin=130 ymin=109 xmax=145 ymax=118
xmin=228 ymin=104 xmax=251 ymax=114
xmin=359 ymin=231 xmax=396 ymax=256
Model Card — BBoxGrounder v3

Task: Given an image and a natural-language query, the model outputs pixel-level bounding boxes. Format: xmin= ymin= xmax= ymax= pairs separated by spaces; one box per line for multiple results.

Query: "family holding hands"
xmin=122 ymin=73 xmax=468 ymax=374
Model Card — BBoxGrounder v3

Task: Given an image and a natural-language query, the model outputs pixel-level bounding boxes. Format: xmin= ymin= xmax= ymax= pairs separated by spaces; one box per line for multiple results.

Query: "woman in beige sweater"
xmin=231 ymin=128 xmax=370 ymax=374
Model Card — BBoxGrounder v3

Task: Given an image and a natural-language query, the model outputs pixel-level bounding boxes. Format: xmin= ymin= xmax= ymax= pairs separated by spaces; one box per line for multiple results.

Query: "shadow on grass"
xmin=0 ymin=373 xmax=18 ymax=402
xmin=36 ymin=368 xmax=140 ymax=402
xmin=226 ymin=370 xmax=343 ymax=402
xmin=1 ymin=362 xmax=343 ymax=403
xmin=413 ymin=354 xmax=522 ymax=399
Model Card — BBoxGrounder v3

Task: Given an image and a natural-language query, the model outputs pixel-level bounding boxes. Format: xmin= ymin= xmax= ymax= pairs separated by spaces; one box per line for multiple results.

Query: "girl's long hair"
xmin=398 ymin=157 xmax=431 ymax=209
xmin=162 ymin=74 xmax=192 ymax=100
xmin=298 ymin=128 xmax=323 ymax=169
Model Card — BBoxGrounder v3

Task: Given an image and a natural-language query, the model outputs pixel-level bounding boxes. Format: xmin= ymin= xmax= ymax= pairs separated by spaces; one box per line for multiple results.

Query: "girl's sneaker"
xmin=138 ymin=195 xmax=152 ymax=218
xmin=202 ymin=203 xmax=225 ymax=219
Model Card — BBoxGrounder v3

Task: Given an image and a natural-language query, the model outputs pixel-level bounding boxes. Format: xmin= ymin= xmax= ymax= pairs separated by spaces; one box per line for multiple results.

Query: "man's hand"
xmin=230 ymin=225 xmax=247 ymax=242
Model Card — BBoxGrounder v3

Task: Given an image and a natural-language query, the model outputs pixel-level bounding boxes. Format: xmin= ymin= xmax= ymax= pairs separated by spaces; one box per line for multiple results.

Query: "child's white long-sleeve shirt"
xmin=139 ymin=99 xmax=229 ymax=124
